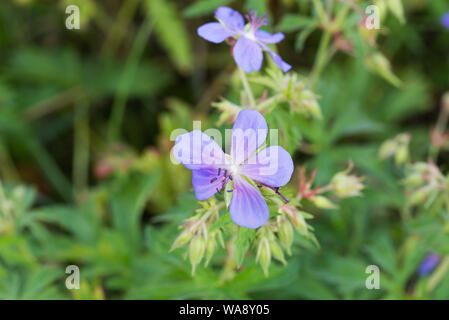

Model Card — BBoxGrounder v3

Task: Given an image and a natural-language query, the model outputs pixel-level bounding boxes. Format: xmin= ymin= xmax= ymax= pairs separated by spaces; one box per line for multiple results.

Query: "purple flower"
xmin=197 ymin=6 xmax=291 ymax=73
xmin=442 ymin=12 xmax=449 ymax=29
xmin=418 ymin=253 xmax=440 ymax=276
xmin=173 ymin=109 xmax=294 ymax=228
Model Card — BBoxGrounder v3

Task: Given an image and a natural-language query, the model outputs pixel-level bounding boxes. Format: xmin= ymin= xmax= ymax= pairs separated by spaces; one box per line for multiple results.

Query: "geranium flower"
xmin=173 ymin=109 xmax=293 ymax=228
xmin=197 ymin=6 xmax=291 ymax=73
xmin=442 ymin=12 xmax=449 ymax=29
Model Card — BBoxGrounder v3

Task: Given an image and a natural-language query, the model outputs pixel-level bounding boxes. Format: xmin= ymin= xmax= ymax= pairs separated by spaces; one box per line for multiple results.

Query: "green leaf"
xmin=183 ymin=0 xmax=232 ymax=18
xmin=277 ymin=14 xmax=315 ymax=32
xmin=145 ymin=0 xmax=193 ymax=72
xmin=109 ymin=171 xmax=160 ymax=250
xmin=236 ymin=227 xmax=256 ymax=268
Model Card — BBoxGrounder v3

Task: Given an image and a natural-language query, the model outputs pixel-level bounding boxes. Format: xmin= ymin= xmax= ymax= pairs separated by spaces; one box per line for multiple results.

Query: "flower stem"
xmin=255 ymin=93 xmax=283 ymax=113
xmin=310 ymin=29 xmax=331 ymax=89
xmin=238 ymin=67 xmax=256 ymax=107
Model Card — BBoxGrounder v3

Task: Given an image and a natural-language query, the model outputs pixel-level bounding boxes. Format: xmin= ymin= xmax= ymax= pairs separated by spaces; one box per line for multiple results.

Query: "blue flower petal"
xmin=229 ymin=175 xmax=269 ymax=228
xmin=215 ymin=6 xmax=245 ymax=31
xmin=442 ymin=12 xmax=449 ymax=30
xmin=233 ymin=36 xmax=263 ymax=72
xmin=255 ymin=30 xmax=285 ymax=44
xmin=231 ymin=109 xmax=268 ymax=165
xmin=192 ymin=168 xmax=224 ymax=200
xmin=173 ymin=130 xmax=226 ymax=170
xmin=197 ymin=22 xmax=234 ymax=43
xmin=267 ymin=50 xmax=291 ymax=72
xmin=240 ymin=146 xmax=294 ymax=187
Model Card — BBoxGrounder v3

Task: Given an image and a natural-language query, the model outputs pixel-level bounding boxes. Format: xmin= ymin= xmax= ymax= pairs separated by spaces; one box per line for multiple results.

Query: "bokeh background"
xmin=0 ymin=0 xmax=449 ymax=299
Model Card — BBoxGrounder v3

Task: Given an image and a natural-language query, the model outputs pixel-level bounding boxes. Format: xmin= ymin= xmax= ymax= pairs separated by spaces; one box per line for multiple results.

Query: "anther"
xmin=217 ymin=168 xmax=221 ymax=176
xmin=210 ymin=177 xmax=217 ymax=183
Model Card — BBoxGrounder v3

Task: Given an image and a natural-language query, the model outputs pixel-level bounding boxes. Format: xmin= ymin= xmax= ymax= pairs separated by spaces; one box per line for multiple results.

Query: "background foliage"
xmin=0 ymin=0 xmax=449 ymax=299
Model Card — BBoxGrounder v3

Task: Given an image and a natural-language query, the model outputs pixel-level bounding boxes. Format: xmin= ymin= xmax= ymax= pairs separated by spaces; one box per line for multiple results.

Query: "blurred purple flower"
xmin=418 ymin=253 xmax=440 ymax=276
xmin=197 ymin=6 xmax=291 ymax=73
xmin=442 ymin=12 xmax=449 ymax=29
xmin=173 ymin=109 xmax=293 ymax=228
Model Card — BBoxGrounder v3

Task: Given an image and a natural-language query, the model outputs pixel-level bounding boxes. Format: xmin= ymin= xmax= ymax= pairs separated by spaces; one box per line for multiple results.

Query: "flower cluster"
xmin=170 ymin=5 xmax=364 ymax=276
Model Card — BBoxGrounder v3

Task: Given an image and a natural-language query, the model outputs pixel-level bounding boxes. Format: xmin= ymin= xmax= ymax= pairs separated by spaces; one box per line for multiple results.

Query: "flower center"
xmin=230 ymin=164 xmax=240 ymax=176
xmin=245 ymin=9 xmax=268 ymax=32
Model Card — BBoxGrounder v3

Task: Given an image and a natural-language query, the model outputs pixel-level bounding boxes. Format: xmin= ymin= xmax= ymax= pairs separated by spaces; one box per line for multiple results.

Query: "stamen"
xmin=210 ymin=177 xmax=218 ymax=183
xmin=223 ymin=169 xmax=228 ymax=177
xmin=229 ymin=175 xmax=233 ymax=181
xmin=217 ymin=168 xmax=221 ymax=176
xmin=245 ymin=10 xmax=268 ymax=30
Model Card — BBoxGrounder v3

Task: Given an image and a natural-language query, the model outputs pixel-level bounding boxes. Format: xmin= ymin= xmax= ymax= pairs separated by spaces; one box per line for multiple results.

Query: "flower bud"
xmin=365 ymin=52 xmax=401 ymax=87
xmin=277 ymin=217 xmax=293 ymax=255
xmin=310 ymin=195 xmax=338 ymax=209
xmin=394 ymin=144 xmax=409 ymax=165
xmin=379 ymin=133 xmax=410 ymax=164
xmin=408 ymin=187 xmax=430 ymax=206
xmin=294 ymin=212 xmax=309 ymax=235
xmin=205 ymin=234 xmax=217 ymax=267
xmin=256 ymin=237 xmax=271 ymax=277
xmin=331 ymin=170 xmax=364 ymax=198
xmin=269 ymin=239 xmax=286 ymax=265
xmin=170 ymin=228 xmax=194 ymax=252
xmin=379 ymin=139 xmax=397 ymax=159
xmin=189 ymin=234 xmax=205 ymax=275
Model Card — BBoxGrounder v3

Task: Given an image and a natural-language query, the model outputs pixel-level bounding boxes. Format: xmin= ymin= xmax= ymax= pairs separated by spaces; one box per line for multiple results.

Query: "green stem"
xmin=312 ymin=0 xmax=328 ymax=25
xmin=107 ymin=21 xmax=153 ymax=142
xmin=310 ymin=2 xmax=351 ymax=89
xmin=310 ymin=30 xmax=332 ymax=89
xmin=73 ymin=99 xmax=90 ymax=202
xmin=238 ymin=67 xmax=256 ymax=107
xmin=255 ymin=93 xmax=283 ymax=112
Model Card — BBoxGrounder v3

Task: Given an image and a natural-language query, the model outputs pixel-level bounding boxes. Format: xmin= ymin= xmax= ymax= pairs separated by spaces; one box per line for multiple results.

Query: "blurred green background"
xmin=0 ymin=0 xmax=449 ymax=299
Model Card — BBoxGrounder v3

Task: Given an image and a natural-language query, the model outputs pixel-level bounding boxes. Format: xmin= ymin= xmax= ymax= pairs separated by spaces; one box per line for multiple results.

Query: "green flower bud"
xmin=395 ymin=144 xmax=409 ymax=165
xmin=365 ymin=52 xmax=401 ymax=87
xmin=331 ymin=172 xmax=364 ymax=198
xmin=277 ymin=217 xmax=293 ymax=255
xmin=379 ymin=139 xmax=398 ymax=159
xmin=295 ymin=212 xmax=309 ymax=236
xmin=409 ymin=187 xmax=430 ymax=206
xmin=189 ymin=234 xmax=205 ymax=276
xmin=310 ymin=195 xmax=338 ymax=209
xmin=205 ymin=234 xmax=217 ymax=267
xmin=269 ymin=239 xmax=286 ymax=265
xmin=170 ymin=228 xmax=194 ymax=252
xmin=256 ymin=237 xmax=271 ymax=277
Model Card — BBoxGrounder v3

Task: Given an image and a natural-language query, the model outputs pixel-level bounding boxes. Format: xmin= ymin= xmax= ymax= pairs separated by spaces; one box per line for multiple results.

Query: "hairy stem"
xmin=238 ymin=67 xmax=256 ymax=107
